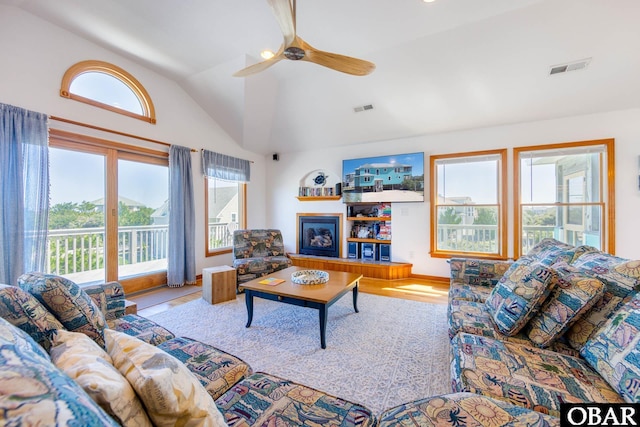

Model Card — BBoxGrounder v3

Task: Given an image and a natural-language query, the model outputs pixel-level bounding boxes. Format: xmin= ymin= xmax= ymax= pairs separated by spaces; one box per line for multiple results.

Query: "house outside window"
xmin=514 ymin=139 xmax=614 ymax=257
xmin=205 ymin=178 xmax=246 ymax=256
xmin=430 ymin=149 xmax=507 ymax=259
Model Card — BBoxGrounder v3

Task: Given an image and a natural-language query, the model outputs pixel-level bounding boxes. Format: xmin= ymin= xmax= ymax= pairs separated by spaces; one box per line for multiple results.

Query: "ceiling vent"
xmin=353 ymin=104 xmax=374 ymax=113
xmin=549 ymin=58 xmax=592 ymax=76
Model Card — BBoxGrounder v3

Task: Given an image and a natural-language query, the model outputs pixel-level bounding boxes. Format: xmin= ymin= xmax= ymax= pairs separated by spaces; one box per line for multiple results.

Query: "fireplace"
xmin=296 ymin=213 xmax=342 ymax=258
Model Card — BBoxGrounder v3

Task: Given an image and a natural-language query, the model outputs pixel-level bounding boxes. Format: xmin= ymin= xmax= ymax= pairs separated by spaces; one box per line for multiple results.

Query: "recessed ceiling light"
xmin=422 ymin=0 xmax=436 ymax=3
xmin=261 ymin=50 xmax=275 ymax=60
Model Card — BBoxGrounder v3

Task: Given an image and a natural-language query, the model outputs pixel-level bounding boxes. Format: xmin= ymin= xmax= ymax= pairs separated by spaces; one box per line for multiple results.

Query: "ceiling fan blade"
xmin=233 ymin=52 xmax=284 ymax=77
xmin=303 ymin=45 xmax=376 ymax=76
xmin=267 ymin=0 xmax=295 ymax=46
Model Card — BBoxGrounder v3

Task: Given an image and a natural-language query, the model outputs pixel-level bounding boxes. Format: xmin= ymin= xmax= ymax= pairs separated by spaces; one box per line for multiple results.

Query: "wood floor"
xmin=132 ymin=276 xmax=450 ymax=318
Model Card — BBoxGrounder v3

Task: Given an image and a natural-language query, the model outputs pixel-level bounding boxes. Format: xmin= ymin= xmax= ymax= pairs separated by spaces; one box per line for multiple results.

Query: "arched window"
xmin=60 ymin=60 xmax=156 ymax=124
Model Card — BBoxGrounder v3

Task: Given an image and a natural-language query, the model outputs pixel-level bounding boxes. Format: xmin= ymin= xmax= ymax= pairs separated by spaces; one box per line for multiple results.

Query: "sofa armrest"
xmin=449 ymin=258 xmax=513 ymax=287
xmin=82 ymin=281 xmax=126 ymax=321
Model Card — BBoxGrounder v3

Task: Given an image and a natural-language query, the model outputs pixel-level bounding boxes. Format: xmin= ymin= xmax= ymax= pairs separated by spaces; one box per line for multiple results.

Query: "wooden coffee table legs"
xmin=244 ymin=285 xmax=359 ymax=349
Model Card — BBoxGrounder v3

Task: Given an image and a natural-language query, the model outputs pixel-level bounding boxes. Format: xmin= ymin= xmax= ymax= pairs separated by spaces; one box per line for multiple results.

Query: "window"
xmin=48 ymin=129 xmax=168 ymax=293
xmin=514 ymin=139 xmax=614 ymax=257
xmin=205 ymin=178 xmax=246 ymax=256
xmin=60 ymin=60 xmax=156 ymax=123
xmin=430 ymin=149 xmax=507 ymax=258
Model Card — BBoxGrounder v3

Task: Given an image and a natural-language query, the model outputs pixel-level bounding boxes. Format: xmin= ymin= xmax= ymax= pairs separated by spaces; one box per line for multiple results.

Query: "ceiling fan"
xmin=234 ymin=0 xmax=375 ymax=77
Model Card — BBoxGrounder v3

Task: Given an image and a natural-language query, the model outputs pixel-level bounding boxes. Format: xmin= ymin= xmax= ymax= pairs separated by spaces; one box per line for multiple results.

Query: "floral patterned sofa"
xmin=232 ymin=229 xmax=292 ymax=287
xmin=0 ymin=272 xmax=375 ymax=426
xmin=446 ymin=238 xmax=640 ymax=419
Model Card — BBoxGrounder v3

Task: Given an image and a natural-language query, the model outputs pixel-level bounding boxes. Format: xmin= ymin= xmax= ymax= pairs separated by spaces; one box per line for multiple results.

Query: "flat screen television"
xmin=342 ymin=152 xmax=424 ymax=203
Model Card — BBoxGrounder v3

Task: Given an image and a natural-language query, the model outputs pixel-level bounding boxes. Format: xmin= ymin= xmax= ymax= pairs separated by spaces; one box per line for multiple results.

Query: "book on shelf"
xmin=258 ymin=277 xmax=285 ymax=286
xmin=298 ymin=186 xmax=335 ymax=197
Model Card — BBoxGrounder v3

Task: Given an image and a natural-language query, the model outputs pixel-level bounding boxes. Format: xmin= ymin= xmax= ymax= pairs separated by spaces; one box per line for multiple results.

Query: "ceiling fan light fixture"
xmin=261 ymin=50 xmax=275 ymax=60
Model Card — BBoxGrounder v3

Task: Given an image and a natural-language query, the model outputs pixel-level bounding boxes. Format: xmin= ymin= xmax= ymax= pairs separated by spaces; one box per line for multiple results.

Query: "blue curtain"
xmin=0 ymin=103 xmax=49 ymax=286
xmin=201 ymin=150 xmax=251 ymax=182
xmin=167 ymin=145 xmax=196 ymax=287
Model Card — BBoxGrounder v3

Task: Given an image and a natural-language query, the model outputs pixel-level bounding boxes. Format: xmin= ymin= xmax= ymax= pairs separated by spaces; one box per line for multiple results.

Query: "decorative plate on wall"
xmin=300 ymin=169 xmax=338 ymax=188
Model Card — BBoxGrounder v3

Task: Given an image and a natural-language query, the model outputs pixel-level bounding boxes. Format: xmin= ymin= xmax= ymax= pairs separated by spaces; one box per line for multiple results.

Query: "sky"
xmin=49 ymin=148 xmax=168 ymax=209
xmin=437 ymin=159 xmax=557 ymax=204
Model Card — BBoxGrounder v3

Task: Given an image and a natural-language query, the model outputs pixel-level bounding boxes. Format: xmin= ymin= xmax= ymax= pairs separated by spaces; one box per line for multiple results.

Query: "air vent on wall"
xmin=353 ymin=104 xmax=374 ymax=113
xmin=549 ymin=58 xmax=592 ymax=76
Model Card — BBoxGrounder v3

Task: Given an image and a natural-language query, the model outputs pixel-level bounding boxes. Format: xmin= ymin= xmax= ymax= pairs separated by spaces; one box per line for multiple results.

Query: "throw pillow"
xmin=581 ymin=292 xmax=640 ymax=403
xmin=0 ymin=283 xmax=65 ymax=351
xmin=526 ymin=262 xmax=605 ymax=347
xmin=565 ymin=255 xmax=640 ymax=350
xmin=485 ymin=258 xmax=555 ymax=336
xmin=50 ymin=330 xmax=152 ymax=427
xmin=104 ymin=329 xmax=227 ymax=427
xmin=0 ymin=318 xmax=118 ymax=426
xmin=18 ymin=272 xmax=107 ymax=347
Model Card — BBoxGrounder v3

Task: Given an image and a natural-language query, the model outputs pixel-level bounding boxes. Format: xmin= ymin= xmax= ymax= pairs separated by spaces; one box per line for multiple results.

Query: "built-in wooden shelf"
xmin=347 ymin=216 xmax=391 ymax=221
xmin=296 ymin=196 xmax=341 ymax=201
xmin=288 ymin=253 xmax=412 ymax=280
xmin=347 ymin=238 xmax=392 ymax=244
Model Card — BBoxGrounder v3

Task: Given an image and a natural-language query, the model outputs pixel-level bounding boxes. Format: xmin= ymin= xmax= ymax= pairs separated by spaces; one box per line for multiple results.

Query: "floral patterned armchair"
xmin=232 ymin=229 xmax=292 ymax=288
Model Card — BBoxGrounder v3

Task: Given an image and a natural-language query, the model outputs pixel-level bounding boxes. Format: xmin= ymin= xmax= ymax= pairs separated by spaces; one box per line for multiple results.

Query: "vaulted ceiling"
xmin=4 ymin=0 xmax=640 ymax=154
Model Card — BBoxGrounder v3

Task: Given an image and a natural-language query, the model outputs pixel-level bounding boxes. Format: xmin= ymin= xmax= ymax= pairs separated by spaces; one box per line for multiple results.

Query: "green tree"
xmin=48 ymin=201 xmax=103 ymax=229
xmin=438 ymin=207 xmax=462 ymax=224
xmin=474 ymin=207 xmax=497 ymax=242
xmin=474 ymin=207 xmax=497 ymax=225
xmin=118 ymin=202 xmax=154 ymax=226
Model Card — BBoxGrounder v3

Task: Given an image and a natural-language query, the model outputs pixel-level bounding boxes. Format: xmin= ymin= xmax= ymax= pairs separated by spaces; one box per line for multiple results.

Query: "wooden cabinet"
xmin=346 ymin=203 xmax=392 ymax=261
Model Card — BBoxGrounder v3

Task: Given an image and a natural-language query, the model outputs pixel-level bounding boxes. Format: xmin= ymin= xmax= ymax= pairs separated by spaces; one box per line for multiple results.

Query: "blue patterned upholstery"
xmin=158 ymin=336 xmax=253 ymax=400
xmin=0 ymin=317 xmax=118 ymax=426
xmin=448 ymin=298 xmax=581 ymax=357
xmin=581 ymin=292 xmax=640 ymax=403
xmin=233 ymin=229 xmax=292 ymax=285
xmin=526 ymin=262 xmax=605 ymax=348
xmin=83 ymin=281 xmax=126 ymax=321
xmin=0 ymin=284 xmax=65 ymax=351
xmin=378 ymin=392 xmax=559 ymax=426
xmin=451 ymin=332 xmax=623 ymax=417
xmin=108 ymin=314 xmax=175 ymax=346
xmin=216 ymin=372 xmax=376 ymax=426
xmin=566 ymin=253 xmax=640 ymax=350
xmin=448 ymin=282 xmax=494 ymax=303
xmin=18 ymin=272 xmax=107 ymax=347
xmin=449 ymin=258 xmax=513 ymax=287
xmin=485 ymin=259 xmax=555 ymax=336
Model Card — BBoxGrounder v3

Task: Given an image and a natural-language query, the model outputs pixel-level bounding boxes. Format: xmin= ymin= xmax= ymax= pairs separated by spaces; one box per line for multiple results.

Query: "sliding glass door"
xmin=49 ymin=146 xmax=107 ymax=283
xmin=49 ymin=129 xmax=169 ymax=293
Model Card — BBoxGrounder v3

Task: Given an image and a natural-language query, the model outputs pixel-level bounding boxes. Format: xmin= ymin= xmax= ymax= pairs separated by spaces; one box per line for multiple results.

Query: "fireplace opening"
xmin=297 ymin=214 xmax=342 ymax=258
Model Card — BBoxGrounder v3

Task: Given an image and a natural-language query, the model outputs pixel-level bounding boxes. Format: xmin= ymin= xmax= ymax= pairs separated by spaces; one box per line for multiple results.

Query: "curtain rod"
xmin=49 ymin=115 xmax=198 ymax=152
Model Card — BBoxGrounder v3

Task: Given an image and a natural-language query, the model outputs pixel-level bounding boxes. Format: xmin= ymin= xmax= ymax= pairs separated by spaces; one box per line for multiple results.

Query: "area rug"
xmin=148 ymin=292 xmax=451 ymax=415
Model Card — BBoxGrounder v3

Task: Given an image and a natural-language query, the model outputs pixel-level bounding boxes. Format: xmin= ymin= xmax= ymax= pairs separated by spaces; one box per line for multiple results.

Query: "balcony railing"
xmin=436 ymin=224 xmax=555 ymax=254
xmin=208 ymin=222 xmax=235 ymax=250
xmin=47 ymin=222 xmax=234 ymax=277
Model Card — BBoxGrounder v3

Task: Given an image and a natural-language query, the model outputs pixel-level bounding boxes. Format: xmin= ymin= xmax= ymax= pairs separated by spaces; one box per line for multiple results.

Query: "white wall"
xmin=266 ymin=109 xmax=640 ymax=277
xmin=0 ymin=5 xmax=267 ymax=274
xmin=3 ymin=5 xmax=639 ymax=280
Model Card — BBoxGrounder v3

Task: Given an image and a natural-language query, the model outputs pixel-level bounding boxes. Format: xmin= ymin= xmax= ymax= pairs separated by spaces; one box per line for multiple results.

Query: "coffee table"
xmin=241 ymin=266 xmax=362 ymax=349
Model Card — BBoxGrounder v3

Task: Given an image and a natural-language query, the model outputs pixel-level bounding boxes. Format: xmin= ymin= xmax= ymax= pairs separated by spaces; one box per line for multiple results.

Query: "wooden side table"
xmin=202 ymin=265 xmax=236 ymax=304
xmin=124 ymin=299 xmax=137 ymax=315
